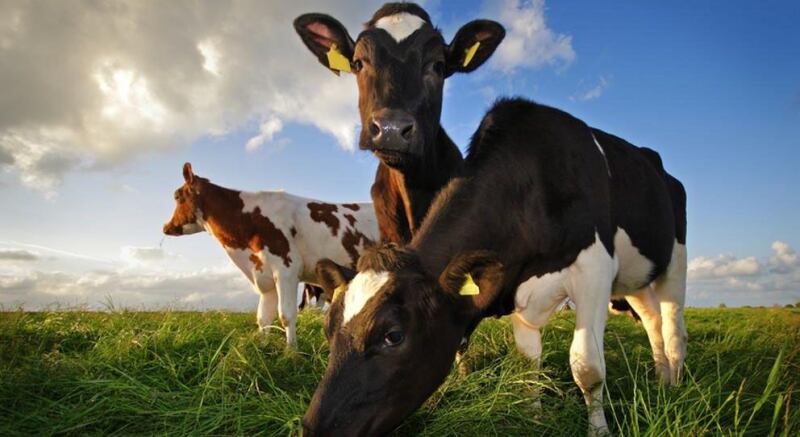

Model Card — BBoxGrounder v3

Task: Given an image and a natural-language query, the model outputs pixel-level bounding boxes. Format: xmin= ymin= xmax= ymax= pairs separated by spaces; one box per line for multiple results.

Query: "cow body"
xmin=308 ymin=99 xmax=687 ymax=435
xmin=163 ymin=164 xmax=378 ymax=345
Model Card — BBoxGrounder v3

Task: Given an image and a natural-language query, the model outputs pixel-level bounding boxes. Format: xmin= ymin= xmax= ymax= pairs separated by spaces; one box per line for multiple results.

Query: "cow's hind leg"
xmin=655 ymin=242 xmax=688 ymax=385
xmin=568 ymin=243 xmax=615 ymax=436
xmin=623 ymin=287 xmax=671 ymax=384
xmin=275 ymin=273 xmax=299 ymax=347
xmin=254 ymin=274 xmax=278 ymax=333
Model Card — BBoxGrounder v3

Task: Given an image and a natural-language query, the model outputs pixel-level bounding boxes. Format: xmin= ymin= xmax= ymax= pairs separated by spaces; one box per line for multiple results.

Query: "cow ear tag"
xmin=463 ymin=41 xmax=481 ymax=67
xmin=326 ymin=43 xmax=351 ymax=74
xmin=333 ymin=284 xmax=347 ymax=301
xmin=459 ymin=273 xmax=480 ymax=296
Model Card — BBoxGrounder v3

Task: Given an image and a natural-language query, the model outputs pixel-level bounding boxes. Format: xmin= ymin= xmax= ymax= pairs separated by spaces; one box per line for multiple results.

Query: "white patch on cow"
xmin=181 ymin=223 xmax=204 ymax=234
xmin=343 ymin=270 xmax=389 ymax=324
xmin=591 ymin=131 xmax=611 ymax=177
xmin=612 ymin=227 xmax=655 ymax=293
xmin=374 ymin=12 xmax=426 ymax=42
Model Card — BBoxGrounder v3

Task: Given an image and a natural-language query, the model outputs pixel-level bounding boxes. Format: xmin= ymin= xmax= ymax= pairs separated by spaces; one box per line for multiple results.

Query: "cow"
xmin=294 ymin=2 xmax=505 ymax=244
xmin=162 ymin=163 xmax=378 ymax=346
xmin=308 ymin=98 xmax=687 ymax=436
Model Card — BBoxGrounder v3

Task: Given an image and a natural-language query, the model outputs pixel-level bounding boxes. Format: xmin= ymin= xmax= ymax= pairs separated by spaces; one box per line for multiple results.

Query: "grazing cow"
xmin=162 ymin=163 xmax=378 ymax=346
xmin=309 ymin=99 xmax=687 ymax=435
xmin=294 ymin=3 xmax=505 ymax=244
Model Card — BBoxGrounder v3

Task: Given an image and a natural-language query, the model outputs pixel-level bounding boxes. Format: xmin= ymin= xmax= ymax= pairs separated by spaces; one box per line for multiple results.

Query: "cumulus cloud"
xmin=571 ymin=76 xmax=610 ymax=102
xmin=688 ymin=241 xmax=800 ymax=306
xmin=0 ymin=249 xmax=39 ymax=262
xmin=486 ymin=0 xmax=575 ymax=73
xmin=120 ymin=246 xmax=166 ymax=266
xmin=0 ymin=0 xmax=382 ymax=193
xmin=0 ymin=266 xmax=253 ymax=310
xmin=688 ymin=254 xmax=761 ymax=280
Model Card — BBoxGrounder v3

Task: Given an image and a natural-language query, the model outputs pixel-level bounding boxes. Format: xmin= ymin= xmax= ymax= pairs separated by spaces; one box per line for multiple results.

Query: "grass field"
xmin=1 ymin=307 xmax=798 ymax=436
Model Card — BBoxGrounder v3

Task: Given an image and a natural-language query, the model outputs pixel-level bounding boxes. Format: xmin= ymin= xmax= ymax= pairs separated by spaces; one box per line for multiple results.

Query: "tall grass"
xmin=0 ymin=308 xmax=797 ymax=436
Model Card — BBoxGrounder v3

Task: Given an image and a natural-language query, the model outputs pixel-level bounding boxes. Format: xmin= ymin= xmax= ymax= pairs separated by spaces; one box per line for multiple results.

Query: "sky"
xmin=1 ymin=0 xmax=799 ymax=310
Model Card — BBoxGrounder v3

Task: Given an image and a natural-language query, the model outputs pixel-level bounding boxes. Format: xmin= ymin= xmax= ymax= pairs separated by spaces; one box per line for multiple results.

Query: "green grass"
xmin=0 ymin=308 xmax=798 ymax=436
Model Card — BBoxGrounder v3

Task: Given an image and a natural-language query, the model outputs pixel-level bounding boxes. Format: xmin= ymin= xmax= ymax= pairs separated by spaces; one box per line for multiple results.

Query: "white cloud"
xmin=0 ymin=266 xmax=253 ymax=310
xmin=688 ymin=241 xmax=800 ymax=306
xmin=0 ymin=249 xmax=39 ymax=262
xmin=571 ymin=76 xmax=610 ymax=102
xmin=486 ymin=0 xmax=575 ymax=73
xmin=768 ymin=241 xmax=798 ymax=273
xmin=120 ymin=246 xmax=167 ymax=266
xmin=0 ymin=0 xmax=379 ymax=194
xmin=245 ymin=116 xmax=284 ymax=152
xmin=688 ymin=254 xmax=761 ymax=280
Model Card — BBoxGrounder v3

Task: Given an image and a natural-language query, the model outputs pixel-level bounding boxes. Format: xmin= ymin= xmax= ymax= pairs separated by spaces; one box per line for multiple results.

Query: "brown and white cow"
xmin=162 ymin=163 xmax=378 ymax=346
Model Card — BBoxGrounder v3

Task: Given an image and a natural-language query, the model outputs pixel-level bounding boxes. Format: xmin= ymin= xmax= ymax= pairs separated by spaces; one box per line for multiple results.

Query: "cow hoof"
xmin=588 ymin=425 xmax=610 ymax=437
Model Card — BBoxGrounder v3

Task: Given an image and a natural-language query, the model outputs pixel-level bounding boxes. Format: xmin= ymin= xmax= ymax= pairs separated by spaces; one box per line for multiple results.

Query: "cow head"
xmin=163 ymin=163 xmax=206 ymax=236
xmin=294 ymin=3 xmax=504 ymax=170
xmin=304 ymin=245 xmax=503 ymax=436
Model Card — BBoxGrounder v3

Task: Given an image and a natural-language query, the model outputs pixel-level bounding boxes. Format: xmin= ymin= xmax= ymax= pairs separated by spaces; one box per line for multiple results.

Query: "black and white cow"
xmin=308 ymin=98 xmax=687 ymax=436
xmin=294 ymin=3 xmax=504 ymax=244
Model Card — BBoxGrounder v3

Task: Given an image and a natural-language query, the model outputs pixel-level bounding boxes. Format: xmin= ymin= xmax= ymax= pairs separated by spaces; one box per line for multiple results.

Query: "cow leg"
xmin=568 ymin=248 xmax=614 ymax=436
xmin=274 ymin=272 xmax=299 ymax=347
xmin=513 ymin=271 xmax=570 ymax=409
xmin=623 ymin=287 xmax=670 ymax=384
xmin=254 ymin=275 xmax=278 ymax=332
xmin=655 ymin=242 xmax=688 ymax=385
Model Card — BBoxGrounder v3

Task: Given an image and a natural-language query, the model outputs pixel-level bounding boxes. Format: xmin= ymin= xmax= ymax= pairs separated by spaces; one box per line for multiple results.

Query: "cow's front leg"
xmin=569 ymin=249 xmax=614 ymax=436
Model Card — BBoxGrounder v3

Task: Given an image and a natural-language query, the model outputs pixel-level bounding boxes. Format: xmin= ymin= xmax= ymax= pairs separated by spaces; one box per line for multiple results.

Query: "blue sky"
xmin=1 ymin=0 xmax=798 ymax=309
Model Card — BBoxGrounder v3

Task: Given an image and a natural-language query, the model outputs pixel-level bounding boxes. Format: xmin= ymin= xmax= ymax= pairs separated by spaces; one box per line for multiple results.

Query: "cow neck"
xmin=410 ymin=176 xmax=497 ymax=280
xmin=386 ymin=126 xmax=463 ymax=237
xmin=198 ymin=181 xmax=248 ymax=247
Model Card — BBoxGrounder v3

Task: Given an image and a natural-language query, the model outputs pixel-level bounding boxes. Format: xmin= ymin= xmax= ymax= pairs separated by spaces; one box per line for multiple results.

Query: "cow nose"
xmin=162 ymin=223 xmax=181 ymax=236
xmin=369 ymin=110 xmax=415 ymax=151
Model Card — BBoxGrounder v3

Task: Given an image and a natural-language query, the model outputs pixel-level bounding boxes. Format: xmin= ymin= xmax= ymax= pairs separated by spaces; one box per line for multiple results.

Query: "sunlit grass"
xmin=1 ymin=308 xmax=797 ymax=436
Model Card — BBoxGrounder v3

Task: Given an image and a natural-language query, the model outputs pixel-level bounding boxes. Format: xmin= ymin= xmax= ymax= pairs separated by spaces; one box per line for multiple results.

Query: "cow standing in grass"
xmin=310 ymin=98 xmax=687 ymax=436
xmin=294 ymin=3 xmax=504 ymax=245
xmin=162 ymin=163 xmax=377 ymax=346
xmin=294 ymin=1 xmax=686 ymax=386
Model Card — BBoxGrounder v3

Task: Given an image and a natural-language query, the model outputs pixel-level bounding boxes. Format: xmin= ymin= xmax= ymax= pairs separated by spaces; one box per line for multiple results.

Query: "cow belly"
xmin=612 ymin=228 xmax=654 ymax=294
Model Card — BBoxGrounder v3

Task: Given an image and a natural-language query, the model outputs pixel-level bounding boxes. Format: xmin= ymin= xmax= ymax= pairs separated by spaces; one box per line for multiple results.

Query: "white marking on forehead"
xmin=343 ymin=270 xmax=390 ymax=324
xmin=374 ymin=12 xmax=426 ymax=42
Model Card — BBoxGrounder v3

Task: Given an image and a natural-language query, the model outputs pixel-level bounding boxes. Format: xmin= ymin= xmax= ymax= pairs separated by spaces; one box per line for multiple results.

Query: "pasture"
xmin=1 ymin=307 xmax=798 ymax=436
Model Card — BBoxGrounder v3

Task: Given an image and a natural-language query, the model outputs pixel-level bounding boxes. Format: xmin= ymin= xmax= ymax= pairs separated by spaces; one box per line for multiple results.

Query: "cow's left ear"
xmin=315 ymin=258 xmax=356 ymax=303
xmin=445 ymin=20 xmax=505 ymax=77
xmin=182 ymin=162 xmax=194 ymax=185
xmin=294 ymin=13 xmax=356 ymax=76
xmin=439 ymin=251 xmax=503 ymax=312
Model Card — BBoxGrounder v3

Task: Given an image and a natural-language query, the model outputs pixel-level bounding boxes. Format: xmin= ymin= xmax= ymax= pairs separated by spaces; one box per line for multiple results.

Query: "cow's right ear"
xmin=315 ymin=258 xmax=356 ymax=303
xmin=182 ymin=162 xmax=194 ymax=185
xmin=294 ymin=13 xmax=356 ymax=76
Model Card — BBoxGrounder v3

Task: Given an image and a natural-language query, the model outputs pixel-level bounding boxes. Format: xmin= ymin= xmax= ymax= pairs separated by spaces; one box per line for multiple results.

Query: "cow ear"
xmin=294 ymin=13 xmax=356 ymax=76
xmin=315 ymin=258 xmax=356 ymax=303
xmin=182 ymin=162 xmax=194 ymax=185
xmin=439 ymin=251 xmax=503 ymax=313
xmin=445 ymin=20 xmax=505 ymax=77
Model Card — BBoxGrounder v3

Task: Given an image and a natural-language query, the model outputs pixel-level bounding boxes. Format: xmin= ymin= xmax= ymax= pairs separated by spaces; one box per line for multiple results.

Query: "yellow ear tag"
xmin=326 ymin=43 xmax=351 ymax=73
xmin=463 ymin=41 xmax=481 ymax=67
xmin=333 ymin=285 xmax=346 ymax=301
xmin=459 ymin=273 xmax=480 ymax=296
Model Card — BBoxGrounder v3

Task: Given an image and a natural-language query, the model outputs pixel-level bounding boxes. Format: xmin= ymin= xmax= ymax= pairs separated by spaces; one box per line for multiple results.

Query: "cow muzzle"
xmin=366 ymin=109 xmax=417 ymax=155
xmin=162 ymin=222 xmax=182 ymax=236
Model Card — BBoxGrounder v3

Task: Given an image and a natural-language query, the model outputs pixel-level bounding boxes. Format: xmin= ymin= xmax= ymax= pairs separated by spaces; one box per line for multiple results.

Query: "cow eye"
xmin=432 ymin=61 xmax=444 ymax=76
xmin=352 ymin=59 xmax=363 ymax=73
xmin=384 ymin=330 xmax=405 ymax=347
